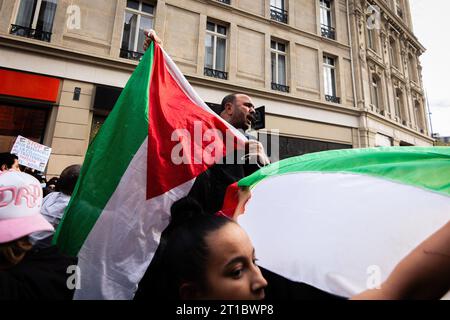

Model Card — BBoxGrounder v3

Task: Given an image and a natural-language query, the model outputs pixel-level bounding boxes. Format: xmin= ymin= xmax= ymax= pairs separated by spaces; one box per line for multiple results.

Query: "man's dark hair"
xmin=220 ymin=93 xmax=238 ymax=113
xmin=0 ymin=153 xmax=18 ymax=169
xmin=57 ymin=164 xmax=81 ymax=196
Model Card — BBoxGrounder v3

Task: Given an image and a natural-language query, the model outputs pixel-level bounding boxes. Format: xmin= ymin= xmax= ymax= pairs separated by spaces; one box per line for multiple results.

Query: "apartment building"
xmin=0 ymin=0 xmax=433 ymax=176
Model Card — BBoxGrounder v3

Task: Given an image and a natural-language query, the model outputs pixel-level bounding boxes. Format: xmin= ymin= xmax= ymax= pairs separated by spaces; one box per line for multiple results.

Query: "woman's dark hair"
xmin=56 ymin=165 xmax=81 ymax=196
xmin=0 ymin=153 xmax=18 ymax=169
xmin=156 ymin=197 xmax=233 ymax=299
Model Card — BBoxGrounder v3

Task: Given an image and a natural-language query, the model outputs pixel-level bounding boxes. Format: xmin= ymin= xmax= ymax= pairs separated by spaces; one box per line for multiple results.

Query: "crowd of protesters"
xmin=0 ymin=153 xmax=80 ymax=299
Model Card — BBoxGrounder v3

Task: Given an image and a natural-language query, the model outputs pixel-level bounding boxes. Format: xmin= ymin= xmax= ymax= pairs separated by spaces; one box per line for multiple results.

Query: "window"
xmin=10 ymin=0 xmax=58 ymax=42
xmin=204 ymin=21 xmax=228 ymax=80
xmin=259 ymin=133 xmax=351 ymax=161
xmin=270 ymin=0 xmax=288 ymax=24
xmin=389 ymin=37 xmax=400 ymax=69
xmin=216 ymin=0 xmax=230 ymax=4
xmin=320 ymin=0 xmax=335 ymax=40
xmin=271 ymin=40 xmax=289 ymax=92
xmin=323 ymin=55 xmax=339 ymax=103
xmin=394 ymin=0 xmax=404 ymax=19
xmin=408 ymin=54 xmax=418 ymax=83
xmin=367 ymin=27 xmax=378 ymax=52
xmin=370 ymin=75 xmax=383 ymax=111
xmin=0 ymin=104 xmax=48 ymax=152
xmin=394 ymin=89 xmax=403 ymax=120
xmin=414 ymin=101 xmax=424 ymax=132
xmin=121 ymin=0 xmax=155 ymax=61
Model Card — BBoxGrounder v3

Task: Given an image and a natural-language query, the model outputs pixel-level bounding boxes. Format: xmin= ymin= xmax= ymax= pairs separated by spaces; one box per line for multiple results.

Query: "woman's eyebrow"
xmin=224 ymin=256 xmax=247 ymax=268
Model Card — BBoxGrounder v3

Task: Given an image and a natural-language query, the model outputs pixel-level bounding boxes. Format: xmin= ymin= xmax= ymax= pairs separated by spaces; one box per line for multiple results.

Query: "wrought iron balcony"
xmin=120 ymin=48 xmax=144 ymax=61
xmin=271 ymin=82 xmax=290 ymax=93
xmin=325 ymin=95 xmax=340 ymax=104
xmin=270 ymin=6 xmax=288 ymax=24
xmin=204 ymin=67 xmax=228 ymax=80
xmin=321 ymin=24 xmax=336 ymax=40
xmin=10 ymin=24 xmax=52 ymax=42
xmin=216 ymin=0 xmax=231 ymax=4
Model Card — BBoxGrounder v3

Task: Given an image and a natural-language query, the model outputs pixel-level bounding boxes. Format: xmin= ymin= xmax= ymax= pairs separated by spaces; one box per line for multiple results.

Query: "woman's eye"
xmin=253 ymin=258 xmax=259 ymax=265
xmin=231 ymin=268 xmax=243 ymax=278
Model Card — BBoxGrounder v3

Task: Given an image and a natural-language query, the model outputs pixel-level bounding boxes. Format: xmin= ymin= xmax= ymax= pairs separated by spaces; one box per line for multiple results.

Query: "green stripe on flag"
xmin=53 ymin=43 xmax=155 ymax=256
xmin=239 ymin=146 xmax=450 ymax=197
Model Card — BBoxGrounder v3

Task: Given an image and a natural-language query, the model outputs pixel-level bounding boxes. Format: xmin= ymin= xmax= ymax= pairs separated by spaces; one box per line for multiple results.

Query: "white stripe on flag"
xmin=239 ymin=172 xmax=450 ymax=298
xmin=74 ymin=138 xmax=195 ymax=300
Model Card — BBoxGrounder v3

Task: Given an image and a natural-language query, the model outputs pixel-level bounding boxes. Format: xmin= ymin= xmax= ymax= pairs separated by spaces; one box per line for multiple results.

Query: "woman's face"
xmin=200 ymin=222 xmax=267 ymax=300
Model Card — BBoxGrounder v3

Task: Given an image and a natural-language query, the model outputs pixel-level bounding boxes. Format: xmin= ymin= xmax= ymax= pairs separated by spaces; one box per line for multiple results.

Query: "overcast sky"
xmin=410 ymin=0 xmax=450 ymax=136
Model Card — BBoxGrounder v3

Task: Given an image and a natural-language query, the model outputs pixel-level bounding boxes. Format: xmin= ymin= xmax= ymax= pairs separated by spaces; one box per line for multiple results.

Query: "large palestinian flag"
xmin=232 ymin=147 xmax=450 ymax=298
xmin=53 ymin=42 xmax=246 ymax=299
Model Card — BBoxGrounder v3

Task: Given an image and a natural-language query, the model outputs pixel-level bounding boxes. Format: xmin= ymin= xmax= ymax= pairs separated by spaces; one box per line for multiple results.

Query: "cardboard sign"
xmin=11 ymin=136 xmax=52 ymax=172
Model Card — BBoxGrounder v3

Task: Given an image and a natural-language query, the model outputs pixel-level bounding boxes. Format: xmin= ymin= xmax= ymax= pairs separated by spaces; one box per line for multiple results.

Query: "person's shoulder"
xmin=245 ymin=133 xmax=257 ymax=140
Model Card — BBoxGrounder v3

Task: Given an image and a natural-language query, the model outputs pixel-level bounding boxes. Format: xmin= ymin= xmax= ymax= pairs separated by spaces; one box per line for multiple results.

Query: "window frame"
xmin=414 ymin=101 xmax=423 ymax=131
xmin=271 ymin=40 xmax=288 ymax=87
xmin=11 ymin=0 xmax=58 ymax=41
xmin=320 ymin=0 xmax=333 ymax=28
xmin=121 ymin=0 xmax=155 ymax=55
xmin=370 ymin=75 xmax=382 ymax=111
xmin=319 ymin=0 xmax=336 ymax=40
xmin=323 ymin=54 xmax=337 ymax=98
xmin=389 ymin=36 xmax=400 ymax=69
xmin=205 ymin=20 xmax=228 ymax=73
xmin=408 ymin=53 xmax=418 ymax=83
xmin=394 ymin=0 xmax=404 ymax=19
xmin=394 ymin=88 xmax=404 ymax=120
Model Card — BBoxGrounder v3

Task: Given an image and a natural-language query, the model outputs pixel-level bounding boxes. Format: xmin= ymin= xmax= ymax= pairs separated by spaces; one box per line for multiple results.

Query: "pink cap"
xmin=0 ymin=171 xmax=54 ymax=243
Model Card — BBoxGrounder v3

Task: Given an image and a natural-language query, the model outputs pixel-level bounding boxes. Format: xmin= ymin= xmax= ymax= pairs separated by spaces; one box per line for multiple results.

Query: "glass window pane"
xmin=278 ymin=55 xmax=286 ymax=85
xmin=278 ymin=43 xmax=286 ymax=52
xmin=127 ymin=0 xmax=140 ymax=10
xmin=207 ymin=21 xmax=215 ymax=32
xmin=217 ymin=25 xmax=227 ymax=35
xmin=330 ymin=68 xmax=336 ymax=96
xmin=142 ymin=3 xmax=154 ymax=14
xmin=271 ymin=40 xmax=276 ymax=49
xmin=324 ymin=67 xmax=330 ymax=95
xmin=204 ymin=34 xmax=214 ymax=69
xmin=320 ymin=3 xmax=332 ymax=26
xmin=137 ymin=16 xmax=153 ymax=53
xmin=15 ymin=0 xmax=37 ymax=29
xmin=36 ymin=0 xmax=57 ymax=33
xmin=216 ymin=37 xmax=226 ymax=71
xmin=271 ymin=0 xmax=283 ymax=9
xmin=271 ymin=52 xmax=277 ymax=83
xmin=324 ymin=66 xmax=335 ymax=96
xmin=122 ymin=12 xmax=137 ymax=51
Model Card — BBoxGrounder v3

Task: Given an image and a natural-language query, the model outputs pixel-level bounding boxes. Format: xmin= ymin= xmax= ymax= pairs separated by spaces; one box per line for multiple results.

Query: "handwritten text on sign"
xmin=11 ymin=136 xmax=52 ymax=172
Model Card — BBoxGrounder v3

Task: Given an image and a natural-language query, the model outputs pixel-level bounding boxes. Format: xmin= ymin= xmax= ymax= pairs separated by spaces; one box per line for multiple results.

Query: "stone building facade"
xmin=0 ymin=0 xmax=433 ymax=176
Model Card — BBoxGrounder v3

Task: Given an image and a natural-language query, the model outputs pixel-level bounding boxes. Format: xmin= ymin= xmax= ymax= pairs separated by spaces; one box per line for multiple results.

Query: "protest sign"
xmin=11 ymin=135 xmax=52 ymax=172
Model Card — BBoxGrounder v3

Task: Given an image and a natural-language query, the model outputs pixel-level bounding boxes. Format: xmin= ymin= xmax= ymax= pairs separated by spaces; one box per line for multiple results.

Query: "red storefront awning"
xmin=0 ymin=69 xmax=60 ymax=103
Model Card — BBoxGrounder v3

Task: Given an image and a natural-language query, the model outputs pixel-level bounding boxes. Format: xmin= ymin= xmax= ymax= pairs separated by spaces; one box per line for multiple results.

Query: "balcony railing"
xmin=325 ymin=95 xmax=340 ymax=104
xmin=10 ymin=24 xmax=52 ymax=42
xmin=204 ymin=67 xmax=228 ymax=80
xmin=321 ymin=24 xmax=336 ymax=40
xmin=272 ymin=82 xmax=290 ymax=93
xmin=120 ymin=48 xmax=144 ymax=61
xmin=270 ymin=6 xmax=288 ymax=24
xmin=216 ymin=0 xmax=231 ymax=4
